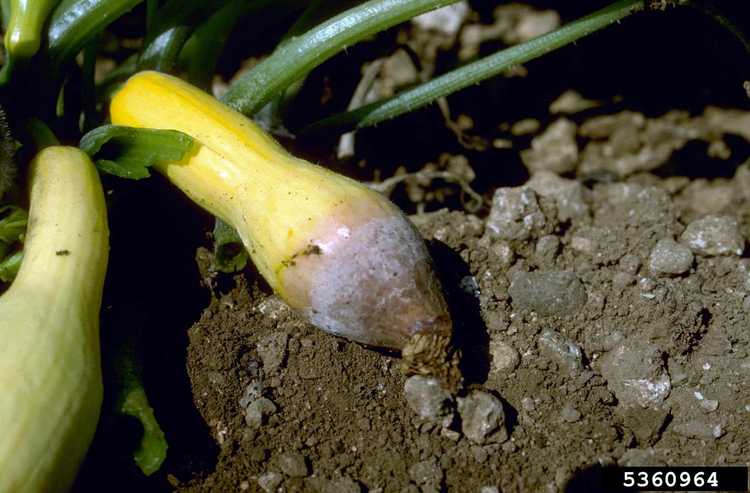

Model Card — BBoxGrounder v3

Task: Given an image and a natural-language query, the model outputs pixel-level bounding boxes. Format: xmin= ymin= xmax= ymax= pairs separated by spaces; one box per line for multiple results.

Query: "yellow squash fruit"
xmin=0 ymin=146 xmax=109 ymax=492
xmin=111 ymin=71 xmax=459 ymax=382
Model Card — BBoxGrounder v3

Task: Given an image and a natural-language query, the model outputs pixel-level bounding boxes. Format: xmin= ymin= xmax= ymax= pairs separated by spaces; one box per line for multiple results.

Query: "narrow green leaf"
xmin=0 ymin=205 xmax=27 ymax=244
xmin=212 ymin=217 xmax=248 ymax=273
xmin=80 ymin=125 xmax=194 ymax=179
xmin=47 ymin=0 xmax=144 ymax=69
xmin=0 ymin=250 xmax=22 ymax=283
xmin=221 ymin=0 xmax=460 ymax=114
xmin=112 ymin=325 xmax=168 ymax=476
xmin=305 ymin=0 xmax=646 ymax=133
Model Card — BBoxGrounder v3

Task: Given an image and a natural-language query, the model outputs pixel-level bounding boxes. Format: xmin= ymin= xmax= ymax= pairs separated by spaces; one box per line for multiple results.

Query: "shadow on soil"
xmin=73 ymin=178 xmax=216 ymax=492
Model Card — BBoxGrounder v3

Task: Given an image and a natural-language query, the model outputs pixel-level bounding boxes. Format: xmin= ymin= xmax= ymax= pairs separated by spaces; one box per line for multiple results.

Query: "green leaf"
xmin=212 ymin=217 xmax=248 ymax=273
xmin=0 ymin=205 xmax=27 ymax=244
xmin=47 ymin=0 xmax=144 ymax=70
xmin=80 ymin=125 xmax=194 ymax=179
xmin=112 ymin=326 xmax=168 ymax=476
xmin=119 ymin=386 xmax=168 ymax=475
xmin=0 ymin=250 xmax=22 ymax=283
xmin=305 ymin=0 xmax=646 ymax=133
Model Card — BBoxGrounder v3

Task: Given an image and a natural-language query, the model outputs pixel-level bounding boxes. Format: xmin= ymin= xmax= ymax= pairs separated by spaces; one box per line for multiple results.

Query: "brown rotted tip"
xmin=402 ymin=331 xmax=462 ymax=392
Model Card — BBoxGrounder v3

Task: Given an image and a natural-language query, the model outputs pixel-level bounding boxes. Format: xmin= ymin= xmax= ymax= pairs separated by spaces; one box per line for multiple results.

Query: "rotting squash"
xmin=110 ymin=71 xmax=460 ymax=384
xmin=0 ymin=146 xmax=109 ymax=492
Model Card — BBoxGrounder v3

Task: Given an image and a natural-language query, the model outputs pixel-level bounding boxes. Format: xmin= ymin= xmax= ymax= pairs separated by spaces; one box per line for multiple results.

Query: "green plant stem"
xmin=267 ymin=0 xmax=364 ymax=123
xmin=26 ymin=118 xmax=60 ymax=149
xmin=47 ymin=0 xmax=144 ymax=70
xmin=221 ymin=0 xmax=460 ymax=114
xmin=306 ymin=0 xmax=646 ymax=133
xmin=138 ymin=0 xmax=227 ymax=72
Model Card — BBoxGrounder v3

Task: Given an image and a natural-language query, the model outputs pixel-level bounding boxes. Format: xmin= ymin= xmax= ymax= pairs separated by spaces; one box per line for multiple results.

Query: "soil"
xmin=174 ymin=152 xmax=750 ymax=492
xmin=72 ymin=2 xmax=750 ymax=493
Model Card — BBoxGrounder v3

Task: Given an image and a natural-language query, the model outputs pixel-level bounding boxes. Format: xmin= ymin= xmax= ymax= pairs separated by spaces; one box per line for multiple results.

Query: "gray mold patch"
xmin=305 ymin=215 xmax=447 ymax=349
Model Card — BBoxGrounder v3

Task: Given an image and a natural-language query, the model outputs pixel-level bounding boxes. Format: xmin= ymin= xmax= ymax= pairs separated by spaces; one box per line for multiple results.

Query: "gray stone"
xmin=618 ymin=448 xmax=667 ymax=467
xmin=599 ymin=340 xmax=671 ymax=408
xmin=480 ymin=487 xmax=500 ymax=493
xmin=245 ymin=397 xmax=277 ymax=428
xmin=276 ymin=451 xmax=309 ymax=477
xmin=489 ymin=241 xmax=515 ymax=268
xmin=648 ymin=238 xmax=693 ymax=275
xmin=611 ymin=272 xmax=635 ymax=291
xmin=509 ymin=271 xmax=587 ymax=317
xmin=521 ymin=119 xmax=579 ymax=175
xmin=257 ymin=471 xmax=283 ymax=493
xmin=239 ymin=381 xmax=264 ymax=409
xmin=538 ymin=329 xmax=584 ymax=373
xmin=403 ymin=376 xmax=453 ymax=421
xmin=535 ymin=235 xmax=560 ymax=261
xmin=458 ymin=391 xmax=508 ymax=444
xmin=560 ymin=404 xmax=581 ymax=423
xmin=672 ymin=420 xmax=724 ymax=440
xmin=322 ymin=476 xmax=362 ymax=493
xmin=680 ymin=215 xmax=745 ymax=256
xmin=486 ymin=187 xmax=547 ymax=241
xmin=489 ymin=338 xmax=520 ymax=374
xmin=408 ymin=458 xmax=443 ymax=487
xmin=619 ymin=254 xmax=642 ymax=275
xmin=257 ymin=332 xmax=289 ymax=373
xmin=527 ymin=171 xmax=589 ymax=221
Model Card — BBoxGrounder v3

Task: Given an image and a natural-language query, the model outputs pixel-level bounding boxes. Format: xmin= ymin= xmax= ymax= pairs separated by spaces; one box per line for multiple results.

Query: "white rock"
xmin=458 ymin=391 xmax=508 ymax=444
xmin=403 ymin=376 xmax=452 ymax=421
xmin=649 ymin=238 xmax=693 ymax=275
xmin=600 ymin=340 xmax=671 ymax=408
xmin=680 ymin=215 xmax=745 ymax=256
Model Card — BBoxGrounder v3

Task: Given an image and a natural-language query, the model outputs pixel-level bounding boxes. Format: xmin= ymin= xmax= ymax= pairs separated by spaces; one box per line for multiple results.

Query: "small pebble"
xmin=245 ymin=397 xmax=277 ymax=428
xmin=600 ymin=339 xmax=671 ymax=408
xmin=527 ymin=171 xmax=590 ymax=221
xmin=648 ymin=238 xmax=693 ymax=275
xmin=509 ymin=271 xmax=587 ymax=317
xmin=486 ymin=187 xmax=547 ymax=241
xmin=521 ymin=119 xmax=578 ymax=175
xmin=619 ymin=254 xmax=641 ymax=275
xmin=613 ymin=273 xmax=635 ymax=294
xmin=680 ymin=215 xmax=745 ymax=256
xmin=535 ymin=234 xmax=560 ymax=260
xmin=256 ymin=472 xmax=283 ymax=493
xmin=257 ymin=333 xmax=289 ymax=373
xmin=490 ymin=241 xmax=515 ymax=268
xmin=538 ymin=329 xmax=584 ymax=373
xmin=560 ymin=404 xmax=581 ymax=423
xmin=488 ymin=338 xmax=520 ymax=374
xmin=480 ymin=487 xmax=500 ymax=493
xmin=458 ymin=391 xmax=508 ymax=444
xmin=403 ymin=376 xmax=452 ymax=422
xmin=276 ymin=451 xmax=309 ymax=478
xmin=408 ymin=458 xmax=443 ymax=488
xmin=322 ymin=476 xmax=361 ymax=493
xmin=672 ymin=420 xmax=724 ymax=440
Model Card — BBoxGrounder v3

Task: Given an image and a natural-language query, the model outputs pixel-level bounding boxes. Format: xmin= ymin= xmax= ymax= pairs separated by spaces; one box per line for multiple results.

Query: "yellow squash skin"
xmin=110 ymin=71 xmax=388 ymax=295
xmin=111 ymin=72 xmax=459 ymax=383
xmin=0 ymin=147 xmax=109 ymax=493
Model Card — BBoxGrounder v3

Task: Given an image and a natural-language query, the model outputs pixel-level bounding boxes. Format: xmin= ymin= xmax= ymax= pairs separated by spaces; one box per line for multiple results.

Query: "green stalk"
xmin=267 ymin=0 xmax=363 ymax=123
xmin=221 ymin=0 xmax=460 ymax=114
xmin=47 ymin=0 xmax=144 ymax=70
xmin=138 ymin=0 xmax=227 ymax=72
xmin=306 ymin=0 xmax=646 ymax=133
